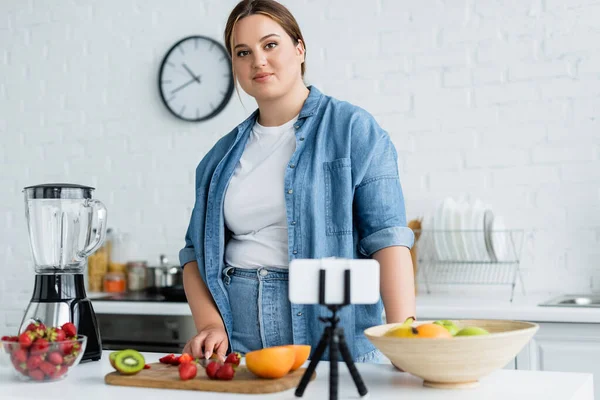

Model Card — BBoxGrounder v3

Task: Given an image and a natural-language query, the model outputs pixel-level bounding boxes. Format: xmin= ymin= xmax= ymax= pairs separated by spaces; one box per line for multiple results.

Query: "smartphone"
xmin=288 ymin=258 xmax=380 ymax=305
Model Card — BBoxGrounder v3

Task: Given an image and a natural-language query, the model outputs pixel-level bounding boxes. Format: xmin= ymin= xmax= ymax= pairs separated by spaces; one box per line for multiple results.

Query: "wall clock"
xmin=158 ymin=35 xmax=234 ymax=122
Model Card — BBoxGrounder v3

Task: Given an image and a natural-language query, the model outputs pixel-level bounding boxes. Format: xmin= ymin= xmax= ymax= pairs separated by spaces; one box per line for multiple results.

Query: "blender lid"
xmin=23 ymin=183 xmax=96 ymax=199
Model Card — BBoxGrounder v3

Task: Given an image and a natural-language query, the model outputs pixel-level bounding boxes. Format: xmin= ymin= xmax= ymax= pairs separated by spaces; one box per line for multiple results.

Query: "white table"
xmin=0 ymin=352 xmax=594 ymax=399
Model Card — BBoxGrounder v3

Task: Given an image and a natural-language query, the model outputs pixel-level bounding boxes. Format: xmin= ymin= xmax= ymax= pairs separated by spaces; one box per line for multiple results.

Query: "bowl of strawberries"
xmin=1 ymin=321 xmax=87 ymax=382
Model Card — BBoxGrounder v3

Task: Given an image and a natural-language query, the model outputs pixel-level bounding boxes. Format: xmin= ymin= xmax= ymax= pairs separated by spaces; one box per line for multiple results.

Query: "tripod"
xmin=295 ymin=269 xmax=368 ymax=400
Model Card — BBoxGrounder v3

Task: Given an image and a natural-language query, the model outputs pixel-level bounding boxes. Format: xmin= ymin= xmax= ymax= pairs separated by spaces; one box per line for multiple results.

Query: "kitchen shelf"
xmin=413 ymin=229 xmax=524 ymax=302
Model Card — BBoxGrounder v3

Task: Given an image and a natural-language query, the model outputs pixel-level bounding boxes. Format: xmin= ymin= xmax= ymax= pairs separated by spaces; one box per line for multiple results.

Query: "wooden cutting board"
xmin=105 ymin=362 xmax=316 ymax=394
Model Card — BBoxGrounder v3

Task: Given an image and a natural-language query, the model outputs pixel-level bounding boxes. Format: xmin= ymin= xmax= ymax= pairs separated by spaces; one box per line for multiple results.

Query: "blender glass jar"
xmin=23 ymin=184 xmax=107 ymax=273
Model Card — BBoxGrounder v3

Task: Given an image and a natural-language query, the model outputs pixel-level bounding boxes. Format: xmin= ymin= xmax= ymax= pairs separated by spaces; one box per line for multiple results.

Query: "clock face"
xmin=158 ymin=35 xmax=234 ymax=122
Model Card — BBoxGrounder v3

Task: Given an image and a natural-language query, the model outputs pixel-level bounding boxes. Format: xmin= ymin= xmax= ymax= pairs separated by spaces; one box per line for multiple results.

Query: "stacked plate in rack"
xmin=428 ymin=197 xmax=512 ymax=262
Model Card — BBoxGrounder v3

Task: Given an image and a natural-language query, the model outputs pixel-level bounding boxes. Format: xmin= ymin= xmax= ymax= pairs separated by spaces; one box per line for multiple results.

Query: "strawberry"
xmin=18 ymin=332 xmax=34 ymax=349
xmin=144 ymin=364 xmax=151 ymax=369
xmin=54 ymin=365 xmax=68 ymax=378
xmin=2 ymin=336 xmax=18 ymax=353
xmin=60 ymin=341 xmax=73 ymax=355
xmin=61 ymin=322 xmax=77 ymax=338
xmin=63 ymin=354 xmax=77 ymax=367
xmin=224 ymin=352 xmax=241 ymax=367
xmin=28 ymin=369 xmax=45 ymax=381
xmin=26 ymin=322 xmax=46 ymax=338
xmin=159 ymin=353 xmax=179 ymax=365
xmin=13 ymin=348 xmax=28 ymax=363
xmin=31 ymin=338 xmax=50 ymax=355
xmin=40 ymin=361 xmax=59 ymax=377
xmin=12 ymin=359 xmax=28 ymax=376
xmin=178 ymin=361 xmax=197 ymax=381
xmin=215 ymin=363 xmax=235 ymax=380
xmin=27 ymin=354 xmax=43 ymax=370
xmin=177 ymin=353 xmax=193 ymax=364
xmin=205 ymin=361 xmax=220 ymax=379
xmin=47 ymin=352 xmax=63 ymax=365
xmin=45 ymin=327 xmax=66 ymax=342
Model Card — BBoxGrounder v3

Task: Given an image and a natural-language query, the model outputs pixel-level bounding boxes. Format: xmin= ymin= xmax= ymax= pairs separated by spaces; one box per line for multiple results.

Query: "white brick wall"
xmin=1 ymin=0 xmax=599 ymax=330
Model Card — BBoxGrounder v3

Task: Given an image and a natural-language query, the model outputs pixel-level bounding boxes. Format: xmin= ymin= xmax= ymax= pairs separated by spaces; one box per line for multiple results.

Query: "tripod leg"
xmin=295 ymin=327 xmax=330 ymax=397
xmin=330 ymin=329 xmax=339 ymax=400
xmin=337 ymin=328 xmax=368 ymax=397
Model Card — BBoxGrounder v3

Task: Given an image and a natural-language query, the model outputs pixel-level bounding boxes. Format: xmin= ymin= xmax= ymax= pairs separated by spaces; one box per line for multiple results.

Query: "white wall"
xmin=1 ymin=0 xmax=599 ymax=330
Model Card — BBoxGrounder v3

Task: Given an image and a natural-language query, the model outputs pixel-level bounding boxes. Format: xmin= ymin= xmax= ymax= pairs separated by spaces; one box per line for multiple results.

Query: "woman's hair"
xmin=224 ymin=0 xmax=307 ymax=78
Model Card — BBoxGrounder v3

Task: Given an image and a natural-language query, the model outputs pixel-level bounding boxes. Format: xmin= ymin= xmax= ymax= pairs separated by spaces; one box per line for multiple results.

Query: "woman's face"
xmin=232 ymin=14 xmax=305 ymax=101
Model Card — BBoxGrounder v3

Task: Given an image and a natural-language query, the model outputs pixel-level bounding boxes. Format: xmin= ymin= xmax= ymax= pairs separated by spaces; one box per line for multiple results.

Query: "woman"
xmin=180 ymin=0 xmax=415 ymax=363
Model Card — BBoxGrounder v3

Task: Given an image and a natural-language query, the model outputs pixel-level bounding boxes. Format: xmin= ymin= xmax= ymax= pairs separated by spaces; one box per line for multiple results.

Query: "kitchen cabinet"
xmin=515 ymin=322 xmax=600 ymax=399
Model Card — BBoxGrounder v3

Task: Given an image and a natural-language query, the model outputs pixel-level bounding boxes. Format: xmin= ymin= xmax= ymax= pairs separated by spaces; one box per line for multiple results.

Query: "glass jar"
xmin=126 ymin=261 xmax=147 ymax=292
xmin=103 ymin=272 xmax=126 ymax=293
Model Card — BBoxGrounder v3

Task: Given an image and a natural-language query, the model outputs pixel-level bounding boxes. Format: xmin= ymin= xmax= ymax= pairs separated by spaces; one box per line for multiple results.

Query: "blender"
xmin=19 ymin=184 xmax=107 ymax=362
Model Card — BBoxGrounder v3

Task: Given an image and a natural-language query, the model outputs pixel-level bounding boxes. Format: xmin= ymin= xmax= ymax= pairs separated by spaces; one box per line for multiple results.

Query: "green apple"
xmin=455 ymin=326 xmax=490 ymax=336
xmin=433 ymin=320 xmax=459 ymax=336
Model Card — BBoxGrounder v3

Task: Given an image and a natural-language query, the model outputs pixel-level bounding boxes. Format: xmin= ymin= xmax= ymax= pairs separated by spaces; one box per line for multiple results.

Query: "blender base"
xmin=20 ymin=274 xmax=102 ymax=362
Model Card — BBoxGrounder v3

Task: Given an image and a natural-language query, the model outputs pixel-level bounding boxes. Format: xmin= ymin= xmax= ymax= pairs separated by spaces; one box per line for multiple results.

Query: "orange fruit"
xmin=284 ymin=345 xmax=311 ymax=371
xmin=245 ymin=346 xmax=296 ymax=379
xmin=415 ymin=323 xmax=453 ymax=338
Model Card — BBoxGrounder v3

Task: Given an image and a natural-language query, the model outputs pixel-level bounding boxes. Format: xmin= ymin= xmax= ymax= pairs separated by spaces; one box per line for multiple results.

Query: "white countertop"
xmin=0 ymin=352 xmax=594 ymax=399
xmin=415 ymin=293 xmax=600 ymax=323
xmin=90 ymin=292 xmax=600 ymax=323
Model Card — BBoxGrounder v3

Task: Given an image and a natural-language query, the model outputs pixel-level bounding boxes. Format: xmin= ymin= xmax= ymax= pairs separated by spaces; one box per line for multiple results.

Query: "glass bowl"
xmin=0 ymin=335 xmax=87 ymax=382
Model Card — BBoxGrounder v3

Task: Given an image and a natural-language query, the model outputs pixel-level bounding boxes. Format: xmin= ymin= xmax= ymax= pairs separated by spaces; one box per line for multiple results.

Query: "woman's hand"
xmin=182 ymin=324 xmax=229 ymax=361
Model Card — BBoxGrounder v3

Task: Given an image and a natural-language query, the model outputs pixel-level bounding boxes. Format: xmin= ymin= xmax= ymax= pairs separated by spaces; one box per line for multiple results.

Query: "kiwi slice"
xmin=114 ymin=349 xmax=145 ymax=375
xmin=109 ymin=351 xmax=121 ymax=369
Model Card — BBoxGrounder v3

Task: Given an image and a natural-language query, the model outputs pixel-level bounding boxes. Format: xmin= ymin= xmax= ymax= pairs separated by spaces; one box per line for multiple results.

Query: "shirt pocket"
xmin=323 ymin=158 xmax=353 ymax=236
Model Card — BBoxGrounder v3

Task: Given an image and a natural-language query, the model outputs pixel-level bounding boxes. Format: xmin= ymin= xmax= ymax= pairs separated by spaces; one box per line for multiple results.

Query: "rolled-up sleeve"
xmin=179 ymin=226 xmax=196 ymax=268
xmin=354 ymin=133 xmax=414 ymax=256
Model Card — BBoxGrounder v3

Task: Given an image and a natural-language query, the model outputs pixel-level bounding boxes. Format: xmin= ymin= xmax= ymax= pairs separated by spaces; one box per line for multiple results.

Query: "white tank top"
xmin=223 ymin=114 xmax=298 ymax=268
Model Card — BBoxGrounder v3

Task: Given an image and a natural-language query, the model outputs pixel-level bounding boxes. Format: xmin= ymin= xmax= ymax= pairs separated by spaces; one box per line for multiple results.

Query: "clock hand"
xmin=170 ymin=77 xmax=197 ymax=94
xmin=182 ymin=63 xmax=201 ymax=84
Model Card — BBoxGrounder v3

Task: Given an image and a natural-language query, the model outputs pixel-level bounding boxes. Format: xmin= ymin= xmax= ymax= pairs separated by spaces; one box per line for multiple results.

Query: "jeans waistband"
xmin=222 ymin=265 xmax=289 ymax=282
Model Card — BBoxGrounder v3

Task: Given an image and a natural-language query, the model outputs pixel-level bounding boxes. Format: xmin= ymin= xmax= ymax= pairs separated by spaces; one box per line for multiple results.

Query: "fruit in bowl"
xmin=1 ymin=322 xmax=87 ymax=382
xmin=365 ymin=319 xmax=538 ymax=389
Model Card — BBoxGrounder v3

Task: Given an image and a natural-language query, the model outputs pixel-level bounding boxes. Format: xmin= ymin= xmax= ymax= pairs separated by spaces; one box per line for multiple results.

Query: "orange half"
xmin=284 ymin=345 xmax=311 ymax=371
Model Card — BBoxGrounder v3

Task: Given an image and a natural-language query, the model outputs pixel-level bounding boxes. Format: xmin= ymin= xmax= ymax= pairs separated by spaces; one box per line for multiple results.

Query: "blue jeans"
xmin=221 ymin=265 xmax=387 ymax=364
xmin=222 ymin=266 xmax=294 ymax=354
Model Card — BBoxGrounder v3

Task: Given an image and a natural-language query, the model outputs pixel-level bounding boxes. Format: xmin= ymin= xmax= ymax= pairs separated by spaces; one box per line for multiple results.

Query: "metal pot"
xmin=146 ymin=255 xmax=182 ymax=289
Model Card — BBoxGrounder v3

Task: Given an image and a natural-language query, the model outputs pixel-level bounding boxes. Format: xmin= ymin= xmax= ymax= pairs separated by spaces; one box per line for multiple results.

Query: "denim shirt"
xmin=179 ymin=86 xmax=414 ymax=361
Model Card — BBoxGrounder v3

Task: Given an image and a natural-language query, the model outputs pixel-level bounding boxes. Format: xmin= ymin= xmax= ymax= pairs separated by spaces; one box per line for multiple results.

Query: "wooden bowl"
xmin=364 ymin=319 xmax=539 ymax=389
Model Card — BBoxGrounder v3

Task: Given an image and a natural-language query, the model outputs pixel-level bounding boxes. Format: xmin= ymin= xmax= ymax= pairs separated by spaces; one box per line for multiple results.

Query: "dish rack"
xmin=413 ymin=229 xmax=525 ymax=302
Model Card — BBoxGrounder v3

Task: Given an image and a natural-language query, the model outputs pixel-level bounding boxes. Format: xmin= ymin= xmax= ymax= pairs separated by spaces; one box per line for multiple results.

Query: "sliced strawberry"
xmin=143 ymin=364 xmax=151 ymax=369
xmin=159 ymin=354 xmax=178 ymax=365
xmin=61 ymin=322 xmax=77 ymax=338
xmin=177 ymin=353 xmax=193 ymax=364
